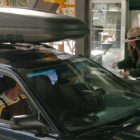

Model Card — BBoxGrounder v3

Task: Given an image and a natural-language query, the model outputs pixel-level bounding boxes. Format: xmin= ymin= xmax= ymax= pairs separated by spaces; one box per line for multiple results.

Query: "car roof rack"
xmin=0 ymin=43 xmax=52 ymax=50
xmin=0 ymin=7 xmax=88 ymax=43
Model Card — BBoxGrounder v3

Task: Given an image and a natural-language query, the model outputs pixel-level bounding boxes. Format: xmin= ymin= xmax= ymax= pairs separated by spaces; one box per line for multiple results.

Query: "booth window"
xmin=89 ymin=0 xmax=126 ymax=72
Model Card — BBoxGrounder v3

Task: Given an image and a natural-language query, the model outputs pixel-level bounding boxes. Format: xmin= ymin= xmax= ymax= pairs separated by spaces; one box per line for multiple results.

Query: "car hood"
xmin=0 ymin=7 xmax=88 ymax=43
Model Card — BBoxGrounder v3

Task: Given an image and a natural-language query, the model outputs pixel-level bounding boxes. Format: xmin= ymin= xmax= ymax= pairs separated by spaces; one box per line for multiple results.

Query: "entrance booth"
xmin=89 ymin=0 xmax=126 ymax=72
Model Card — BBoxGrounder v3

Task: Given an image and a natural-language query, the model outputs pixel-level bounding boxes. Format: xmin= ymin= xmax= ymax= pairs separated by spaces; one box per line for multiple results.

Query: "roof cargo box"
xmin=0 ymin=8 xmax=88 ymax=43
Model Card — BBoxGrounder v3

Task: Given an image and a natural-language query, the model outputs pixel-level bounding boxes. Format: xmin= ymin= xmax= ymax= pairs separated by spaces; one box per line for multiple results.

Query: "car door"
xmin=0 ymin=122 xmax=57 ymax=140
xmin=0 ymin=124 xmax=39 ymax=140
xmin=0 ymin=71 xmax=58 ymax=140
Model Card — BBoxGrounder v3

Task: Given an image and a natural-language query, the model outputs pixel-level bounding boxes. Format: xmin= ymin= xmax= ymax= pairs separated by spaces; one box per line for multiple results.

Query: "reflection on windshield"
xmin=26 ymin=59 xmax=140 ymax=130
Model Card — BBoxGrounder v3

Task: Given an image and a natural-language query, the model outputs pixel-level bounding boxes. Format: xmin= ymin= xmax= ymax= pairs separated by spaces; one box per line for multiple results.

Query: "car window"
xmin=0 ymin=75 xmax=33 ymax=120
xmin=26 ymin=59 xmax=140 ymax=131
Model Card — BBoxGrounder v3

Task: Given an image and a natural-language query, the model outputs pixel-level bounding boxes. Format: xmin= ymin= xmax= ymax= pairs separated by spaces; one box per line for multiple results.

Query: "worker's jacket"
xmin=117 ymin=56 xmax=140 ymax=77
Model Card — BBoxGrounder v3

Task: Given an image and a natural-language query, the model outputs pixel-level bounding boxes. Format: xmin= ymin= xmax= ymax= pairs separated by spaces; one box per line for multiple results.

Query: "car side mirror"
xmin=10 ymin=115 xmax=48 ymax=137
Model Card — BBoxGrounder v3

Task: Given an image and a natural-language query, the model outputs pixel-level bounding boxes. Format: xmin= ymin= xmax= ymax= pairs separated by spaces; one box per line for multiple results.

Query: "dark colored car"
xmin=0 ymin=7 xmax=140 ymax=140
xmin=0 ymin=43 xmax=140 ymax=140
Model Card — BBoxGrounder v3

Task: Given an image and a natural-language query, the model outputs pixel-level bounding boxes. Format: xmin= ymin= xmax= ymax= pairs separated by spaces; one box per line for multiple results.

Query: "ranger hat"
xmin=125 ymin=27 xmax=140 ymax=42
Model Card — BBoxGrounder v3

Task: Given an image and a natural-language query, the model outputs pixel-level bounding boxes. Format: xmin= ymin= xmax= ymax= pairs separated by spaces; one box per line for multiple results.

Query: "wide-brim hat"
xmin=125 ymin=27 xmax=140 ymax=42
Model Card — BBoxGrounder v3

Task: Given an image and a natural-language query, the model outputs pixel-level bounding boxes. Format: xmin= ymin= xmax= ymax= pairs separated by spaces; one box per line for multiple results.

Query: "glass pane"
xmin=91 ymin=3 xmax=123 ymax=71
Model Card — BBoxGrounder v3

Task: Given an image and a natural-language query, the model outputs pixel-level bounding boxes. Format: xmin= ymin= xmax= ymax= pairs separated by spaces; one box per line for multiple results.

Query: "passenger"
xmin=0 ymin=78 xmax=31 ymax=120
xmin=68 ymin=74 xmax=105 ymax=113
xmin=112 ymin=27 xmax=140 ymax=78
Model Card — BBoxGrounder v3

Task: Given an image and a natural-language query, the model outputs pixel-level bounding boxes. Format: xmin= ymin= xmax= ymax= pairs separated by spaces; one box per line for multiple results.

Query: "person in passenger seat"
xmin=0 ymin=78 xmax=31 ymax=120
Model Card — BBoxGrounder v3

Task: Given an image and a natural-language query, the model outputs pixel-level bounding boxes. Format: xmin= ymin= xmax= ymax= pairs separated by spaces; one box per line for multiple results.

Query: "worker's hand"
xmin=112 ymin=62 xmax=117 ymax=69
xmin=119 ymin=70 xmax=130 ymax=78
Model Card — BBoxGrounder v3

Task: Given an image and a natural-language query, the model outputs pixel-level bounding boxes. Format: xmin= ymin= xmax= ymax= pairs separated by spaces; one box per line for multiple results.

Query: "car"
xmin=0 ymin=7 xmax=140 ymax=140
xmin=1 ymin=42 xmax=140 ymax=140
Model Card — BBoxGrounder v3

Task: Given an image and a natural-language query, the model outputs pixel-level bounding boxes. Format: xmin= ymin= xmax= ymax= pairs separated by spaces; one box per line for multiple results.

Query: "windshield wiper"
xmin=77 ymin=116 xmax=140 ymax=138
xmin=77 ymin=125 xmax=121 ymax=137
xmin=123 ymin=116 xmax=140 ymax=128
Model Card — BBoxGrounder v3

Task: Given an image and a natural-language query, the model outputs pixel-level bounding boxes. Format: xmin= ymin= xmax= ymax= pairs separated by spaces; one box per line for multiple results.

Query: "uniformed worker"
xmin=0 ymin=79 xmax=31 ymax=120
xmin=112 ymin=27 xmax=140 ymax=78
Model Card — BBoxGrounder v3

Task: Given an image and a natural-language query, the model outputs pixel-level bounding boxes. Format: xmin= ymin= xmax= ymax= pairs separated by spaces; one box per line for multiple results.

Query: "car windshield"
xmin=25 ymin=58 xmax=140 ymax=131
